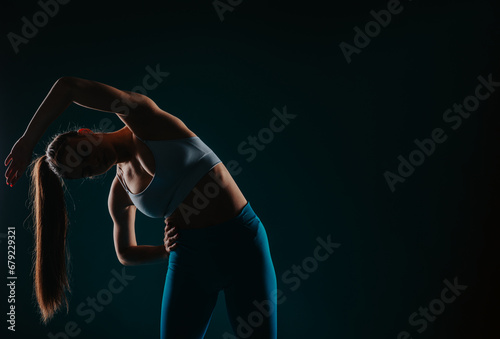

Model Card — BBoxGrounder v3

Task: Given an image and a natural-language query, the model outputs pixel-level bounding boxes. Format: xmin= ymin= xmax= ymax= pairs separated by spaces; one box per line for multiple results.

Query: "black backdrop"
xmin=1 ymin=0 xmax=500 ymax=338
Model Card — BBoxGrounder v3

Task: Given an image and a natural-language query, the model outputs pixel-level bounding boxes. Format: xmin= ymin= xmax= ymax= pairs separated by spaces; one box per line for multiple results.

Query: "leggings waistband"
xmin=177 ymin=201 xmax=261 ymax=238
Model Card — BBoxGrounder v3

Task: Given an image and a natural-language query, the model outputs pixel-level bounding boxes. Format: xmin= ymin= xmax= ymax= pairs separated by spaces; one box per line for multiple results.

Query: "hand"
xmin=4 ymin=136 xmax=34 ymax=187
xmin=164 ymin=218 xmax=179 ymax=253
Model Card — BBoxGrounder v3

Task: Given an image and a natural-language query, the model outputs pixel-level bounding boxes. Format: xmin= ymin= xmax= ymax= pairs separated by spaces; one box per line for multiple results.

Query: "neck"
xmin=106 ymin=128 xmax=135 ymax=166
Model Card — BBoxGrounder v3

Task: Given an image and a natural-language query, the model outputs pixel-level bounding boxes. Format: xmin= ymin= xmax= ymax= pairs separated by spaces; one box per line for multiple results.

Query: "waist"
xmin=174 ymin=201 xmax=261 ymax=239
xmin=166 ymin=162 xmax=248 ymax=230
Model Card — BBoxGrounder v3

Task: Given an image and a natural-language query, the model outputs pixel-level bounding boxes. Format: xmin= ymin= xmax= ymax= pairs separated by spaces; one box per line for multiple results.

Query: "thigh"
xmin=224 ymin=224 xmax=278 ymax=339
xmin=160 ymin=262 xmax=219 ymax=339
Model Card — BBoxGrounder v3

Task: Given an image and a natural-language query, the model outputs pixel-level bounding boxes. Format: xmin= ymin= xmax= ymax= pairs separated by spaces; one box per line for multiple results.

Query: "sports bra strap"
xmin=116 ymin=167 xmax=132 ymax=193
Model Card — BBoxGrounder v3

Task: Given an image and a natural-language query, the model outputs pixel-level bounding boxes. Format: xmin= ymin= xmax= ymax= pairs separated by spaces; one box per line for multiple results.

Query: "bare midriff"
xmin=166 ymin=162 xmax=248 ymax=230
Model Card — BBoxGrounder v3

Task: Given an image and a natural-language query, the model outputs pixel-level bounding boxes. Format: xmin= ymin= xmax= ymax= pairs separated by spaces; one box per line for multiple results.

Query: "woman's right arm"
xmin=4 ymin=76 xmax=161 ymax=187
xmin=21 ymin=78 xmax=73 ymax=148
xmin=21 ymin=76 xmax=160 ymax=148
xmin=4 ymin=79 xmax=71 ymax=186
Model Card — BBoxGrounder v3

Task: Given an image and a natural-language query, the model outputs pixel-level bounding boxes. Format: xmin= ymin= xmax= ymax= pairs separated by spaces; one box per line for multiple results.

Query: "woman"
xmin=4 ymin=77 xmax=277 ymax=338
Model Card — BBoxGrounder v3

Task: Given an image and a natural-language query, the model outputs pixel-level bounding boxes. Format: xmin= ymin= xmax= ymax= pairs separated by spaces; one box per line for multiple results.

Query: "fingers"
xmin=167 ymin=242 xmax=178 ymax=253
xmin=5 ymin=168 xmax=16 ymax=187
xmin=167 ymin=227 xmax=177 ymax=237
xmin=6 ymin=165 xmax=13 ymax=180
xmin=163 ymin=233 xmax=179 ymax=245
xmin=163 ymin=218 xmax=179 ymax=253
xmin=164 ymin=225 xmax=176 ymax=238
xmin=4 ymin=153 xmax=11 ymax=166
xmin=5 ymin=167 xmax=18 ymax=187
xmin=164 ymin=234 xmax=179 ymax=247
xmin=164 ymin=219 xmax=179 ymax=232
xmin=5 ymin=157 xmax=17 ymax=186
xmin=163 ymin=216 xmax=179 ymax=253
xmin=5 ymin=160 xmax=11 ymax=176
xmin=164 ymin=239 xmax=179 ymax=253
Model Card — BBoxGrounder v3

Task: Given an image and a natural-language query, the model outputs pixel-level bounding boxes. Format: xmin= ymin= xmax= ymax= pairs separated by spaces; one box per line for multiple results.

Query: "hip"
xmin=167 ymin=201 xmax=273 ymax=287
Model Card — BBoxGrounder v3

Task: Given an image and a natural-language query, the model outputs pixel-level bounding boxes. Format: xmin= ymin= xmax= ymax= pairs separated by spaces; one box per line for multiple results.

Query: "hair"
xmin=29 ymin=130 xmax=82 ymax=324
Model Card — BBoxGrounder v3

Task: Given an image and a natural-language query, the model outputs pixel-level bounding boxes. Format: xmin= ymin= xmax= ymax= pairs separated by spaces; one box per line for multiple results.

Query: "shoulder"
xmin=117 ymin=101 xmax=197 ymax=140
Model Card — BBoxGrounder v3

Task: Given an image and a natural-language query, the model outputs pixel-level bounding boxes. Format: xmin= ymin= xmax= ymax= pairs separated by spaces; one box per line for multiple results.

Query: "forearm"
xmin=22 ymin=78 xmax=73 ymax=147
xmin=119 ymin=245 xmax=169 ymax=266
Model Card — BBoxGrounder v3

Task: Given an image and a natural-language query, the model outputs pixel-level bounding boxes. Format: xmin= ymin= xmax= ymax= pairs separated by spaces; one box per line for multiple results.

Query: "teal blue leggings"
xmin=160 ymin=202 xmax=277 ymax=338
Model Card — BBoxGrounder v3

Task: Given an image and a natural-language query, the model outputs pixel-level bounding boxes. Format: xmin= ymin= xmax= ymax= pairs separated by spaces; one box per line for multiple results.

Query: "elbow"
xmin=117 ymin=250 xmax=131 ymax=266
xmin=117 ymin=256 xmax=130 ymax=266
xmin=117 ymin=247 xmax=137 ymax=266
xmin=54 ymin=76 xmax=75 ymax=99
xmin=55 ymin=76 xmax=74 ymax=87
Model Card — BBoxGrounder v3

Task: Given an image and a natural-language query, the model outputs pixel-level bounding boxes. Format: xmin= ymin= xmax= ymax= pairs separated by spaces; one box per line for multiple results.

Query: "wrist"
xmin=20 ymin=133 xmax=37 ymax=149
xmin=159 ymin=245 xmax=169 ymax=259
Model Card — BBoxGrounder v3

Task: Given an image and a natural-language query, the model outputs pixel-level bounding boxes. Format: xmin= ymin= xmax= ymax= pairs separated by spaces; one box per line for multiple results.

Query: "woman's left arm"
xmin=119 ymin=245 xmax=169 ymax=266
xmin=117 ymin=221 xmax=179 ymax=265
xmin=109 ymin=176 xmax=177 ymax=266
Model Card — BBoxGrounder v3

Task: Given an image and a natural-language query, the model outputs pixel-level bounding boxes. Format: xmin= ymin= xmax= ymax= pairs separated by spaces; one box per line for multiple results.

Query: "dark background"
xmin=1 ymin=0 xmax=500 ymax=338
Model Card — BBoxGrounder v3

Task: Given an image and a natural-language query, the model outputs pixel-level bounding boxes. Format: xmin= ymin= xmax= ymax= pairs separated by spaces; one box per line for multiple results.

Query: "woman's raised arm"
xmin=4 ymin=77 xmax=160 ymax=187
xmin=22 ymin=76 xmax=160 ymax=148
